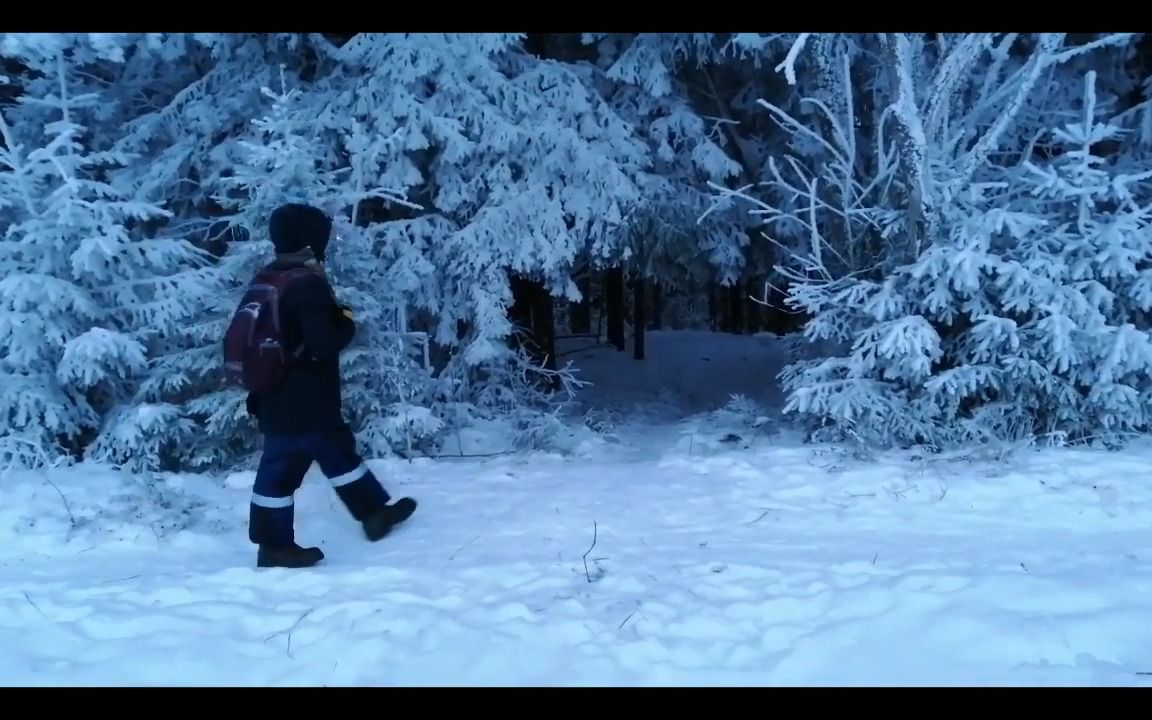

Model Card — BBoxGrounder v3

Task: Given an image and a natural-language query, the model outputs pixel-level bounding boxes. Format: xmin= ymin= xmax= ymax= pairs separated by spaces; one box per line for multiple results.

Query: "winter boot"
xmin=257 ymin=542 xmax=325 ymax=569
xmin=363 ymin=497 xmax=418 ymax=542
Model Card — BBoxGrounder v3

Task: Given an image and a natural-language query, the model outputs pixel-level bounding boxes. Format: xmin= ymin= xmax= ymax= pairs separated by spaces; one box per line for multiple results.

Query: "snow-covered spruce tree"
xmin=204 ymin=66 xmax=437 ymax=462
xmin=711 ymin=32 xmax=1146 ymax=448
xmin=100 ymin=35 xmax=355 ymax=470
xmin=840 ymin=66 xmax=1152 ymax=447
xmin=286 ymin=33 xmax=688 ymax=447
xmin=109 ymin=34 xmax=323 ymax=226
xmin=674 ymin=34 xmax=878 ymax=312
xmin=152 ymin=69 xmax=329 ymax=469
xmin=705 ymin=33 xmax=910 ymax=366
xmin=577 ymin=33 xmax=749 ymax=302
xmin=0 ymin=51 xmax=214 ymax=470
xmin=576 ymin=33 xmax=828 ymax=334
xmin=113 ymin=36 xmax=354 ymax=470
xmin=992 ymin=70 xmax=1152 ymax=441
xmin=1 ymin=33 xmax=337 ymax=471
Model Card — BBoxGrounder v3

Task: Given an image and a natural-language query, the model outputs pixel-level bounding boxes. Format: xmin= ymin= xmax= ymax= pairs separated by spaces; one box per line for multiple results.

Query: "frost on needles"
xmin=0 ymin=51 xmax=214 ymax=469
xmin=4 ymin=32 xmax=1149 ymax=471
xmin=758 ymin=39 xmax=1152 ymax=449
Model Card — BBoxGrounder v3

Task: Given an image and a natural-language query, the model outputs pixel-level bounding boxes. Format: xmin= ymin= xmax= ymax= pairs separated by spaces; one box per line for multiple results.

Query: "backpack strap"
xmin=254 ymin=265 xmax=322 ymax=288
xmin=249 ymin=265 xmax=324 ymax=357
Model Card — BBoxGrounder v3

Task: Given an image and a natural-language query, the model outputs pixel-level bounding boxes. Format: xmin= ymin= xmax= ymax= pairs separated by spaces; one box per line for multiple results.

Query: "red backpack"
xmin=222 ymin=265 xmax=320 ymax=393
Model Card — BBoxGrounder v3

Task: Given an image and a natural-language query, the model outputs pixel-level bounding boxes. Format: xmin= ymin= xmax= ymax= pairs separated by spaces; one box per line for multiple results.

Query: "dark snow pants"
xmin=249 ymin=424 xmax=391 ymax=547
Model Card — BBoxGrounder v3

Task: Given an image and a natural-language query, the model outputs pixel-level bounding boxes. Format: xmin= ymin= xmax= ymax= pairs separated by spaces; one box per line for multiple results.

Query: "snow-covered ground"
xmin=3 ymin=331 xmax=1152 ymax=686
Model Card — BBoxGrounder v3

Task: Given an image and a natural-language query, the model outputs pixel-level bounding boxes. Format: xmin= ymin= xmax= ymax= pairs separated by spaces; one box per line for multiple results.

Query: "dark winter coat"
xmin=245 ymin=258 xmax=355 ymax=436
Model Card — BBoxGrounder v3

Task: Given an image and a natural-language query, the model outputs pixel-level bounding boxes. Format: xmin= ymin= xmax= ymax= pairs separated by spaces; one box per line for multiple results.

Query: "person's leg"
xmin=314 ymin=424 xmax=416 ymax=541
xmin=250 ymin=434 xmax=324 ymax=568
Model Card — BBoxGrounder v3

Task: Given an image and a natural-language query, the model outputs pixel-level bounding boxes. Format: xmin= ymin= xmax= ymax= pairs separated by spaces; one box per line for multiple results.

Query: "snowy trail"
xmin=3 ymin=435 xmax=1152 ymax=686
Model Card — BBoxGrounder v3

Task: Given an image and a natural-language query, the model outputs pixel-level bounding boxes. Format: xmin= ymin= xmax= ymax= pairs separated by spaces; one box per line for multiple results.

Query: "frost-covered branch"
xmin=1048 ymin=33 xmax=1136 ymax=65
xmin=878 ymin=34 xmax=929 ymax=259
xmin=774 ymin=33 xmax=811 ymax=86
xmin=956 ymin=33 xmax=1065 ymax=187
xmin=923 ymin=33 xmax=992 ymax=139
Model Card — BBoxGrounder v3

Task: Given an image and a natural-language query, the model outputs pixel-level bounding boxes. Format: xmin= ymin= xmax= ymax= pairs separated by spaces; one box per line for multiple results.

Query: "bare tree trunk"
xmin=509 ymin=274 xmax=558 ymax=387
xmin=651 ymin=282 xmax=663 ymax=331
xmin=569 ymin=275 xmax=591 ymax=335
xmin=879 ymin=33 xmax=928 ymax=262
xmin=728 ymin=282 xmax=745 ymax=335
xmin=632 ymin=276 xmax=645 ymax=360
xmin=744 ymin=278 xmax=761 ymax=333
xmin=605 ymin=268 xmax=626 ymax=351
xmin=534 ymin=288 xmax=557 ymax=377
xmin=708 ymin=281 xmax=719 ymax=331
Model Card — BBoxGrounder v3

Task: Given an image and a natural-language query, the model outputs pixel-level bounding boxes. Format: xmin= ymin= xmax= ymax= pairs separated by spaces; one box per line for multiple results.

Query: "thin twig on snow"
xmin=1 ymin=438 xmax=77 ymax=538
xmin=42 ymin=475 xmax=76 ymax=533
xmin=264 ymin=608 xmax=315 ymax=660
xmin=23 ymin=591 xmax=44 ymax=617
xmin=429 ymin=450 xmax=517 ymax=460
xmin=101 ymin=575 xmax=141 ymax=584
xmin=744 ymin=508 xmax=778 ymax=525
xmin=448 ymin=535 xmax=480 ymax=562
xmin=583 ymin=521 xmax=600 ymax=583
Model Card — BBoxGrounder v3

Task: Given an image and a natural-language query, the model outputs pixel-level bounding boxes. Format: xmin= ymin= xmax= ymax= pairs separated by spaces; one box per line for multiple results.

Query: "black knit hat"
xmin=269 ymin=203 xmax=333 ymax=261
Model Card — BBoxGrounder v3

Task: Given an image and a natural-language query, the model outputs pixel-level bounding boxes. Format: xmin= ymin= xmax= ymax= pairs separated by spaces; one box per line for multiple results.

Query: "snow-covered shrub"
xmin=0 ymin=33 xmax=327 ymax=472
xmin=13 ymin=30 xmax=1149 ymax=471
xmin=201 ymin=66 xmax=434 ymax=466
xmin=0 ymin=47 xmax=214 ymax=470
xmin=712 ymin=393 xmax=773 ymax=430
xmin=677 ymin=394 xmax=776 ymax=450
xmin=716 ymin=33 xmax=1150 ymax=450
xmin=582 ymin=406 xmax=622 ymax=435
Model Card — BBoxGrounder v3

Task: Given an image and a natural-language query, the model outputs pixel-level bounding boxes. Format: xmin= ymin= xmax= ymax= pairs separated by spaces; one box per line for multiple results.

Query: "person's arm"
xmin=286 ymin=275 xmax=355 ymax=361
